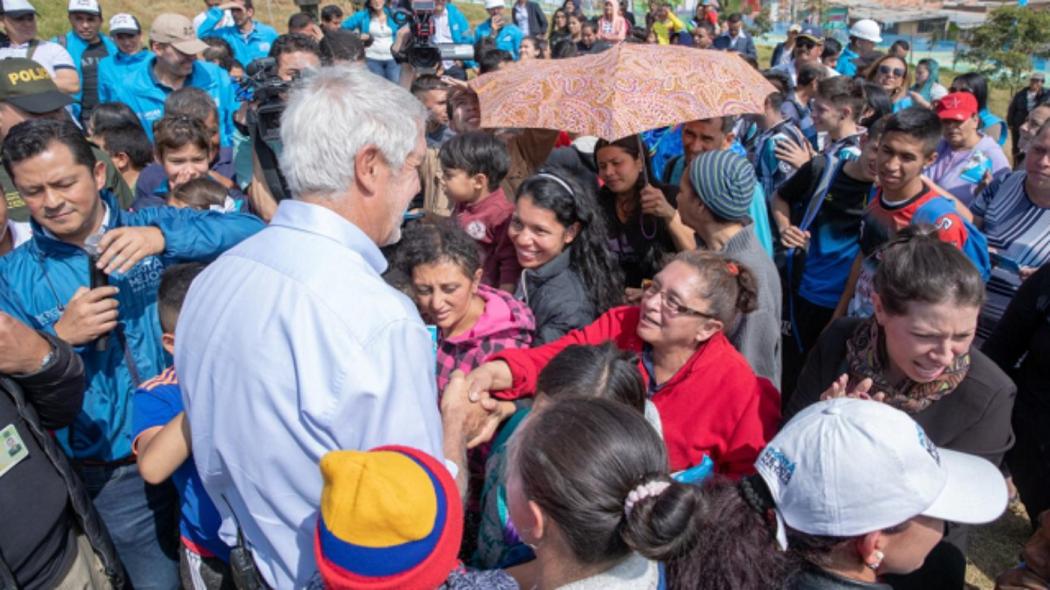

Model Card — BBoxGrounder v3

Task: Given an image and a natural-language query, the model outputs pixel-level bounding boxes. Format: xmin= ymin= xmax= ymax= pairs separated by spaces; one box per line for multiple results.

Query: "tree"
xmin=962 ymin=6 xmax=1050 ymax=90
xmin=748 ymin=5 xmax=772 ymax=38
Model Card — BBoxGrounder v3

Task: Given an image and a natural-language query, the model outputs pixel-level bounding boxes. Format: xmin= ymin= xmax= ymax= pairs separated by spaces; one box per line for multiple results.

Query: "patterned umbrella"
xmin=468 ymin=44 xmax=776 ymax=141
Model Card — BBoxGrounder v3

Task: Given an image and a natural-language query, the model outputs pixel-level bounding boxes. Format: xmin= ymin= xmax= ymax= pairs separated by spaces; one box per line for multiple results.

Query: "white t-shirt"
xmin=365 ymin=17 xmax=395 ymax=61
xmin=0 ymin=40 xmax=75 ymax=77
xmin=3 ymin=220 xmax=31 ymax=254
xmin=433 ymin=11 xmax=455 ymax=69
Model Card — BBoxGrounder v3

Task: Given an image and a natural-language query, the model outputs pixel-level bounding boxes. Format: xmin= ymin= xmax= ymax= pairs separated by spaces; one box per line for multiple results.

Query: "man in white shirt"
xmin=177 ymin=65 xmax=474 ymax=588
xmin=0 ymin=0 xmax=79 ymax=94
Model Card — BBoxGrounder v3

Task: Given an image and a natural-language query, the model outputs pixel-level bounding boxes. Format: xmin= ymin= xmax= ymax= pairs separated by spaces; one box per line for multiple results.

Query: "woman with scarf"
xmin=785 ymin=225 xmax=1015 ymax=590
xmin=597 ymin=0 xmax=629 ymax=43
xmin=908 ymin=58 xmax=948 ymax=109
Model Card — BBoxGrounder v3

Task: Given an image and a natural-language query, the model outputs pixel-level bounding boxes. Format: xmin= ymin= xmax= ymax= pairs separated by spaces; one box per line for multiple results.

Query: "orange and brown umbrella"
xmin=468 ymin=43 xmax=776 ymax=141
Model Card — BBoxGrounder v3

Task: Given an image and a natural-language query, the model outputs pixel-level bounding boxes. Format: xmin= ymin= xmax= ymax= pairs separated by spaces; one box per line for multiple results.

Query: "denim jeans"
xmin=365 ymin=58 xmax=401 ymax=83
xmin=76 ymin=462 xmax=180 ymax=589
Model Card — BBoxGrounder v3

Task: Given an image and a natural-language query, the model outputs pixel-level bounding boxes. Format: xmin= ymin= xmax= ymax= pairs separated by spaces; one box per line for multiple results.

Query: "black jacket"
xmin=0 ymin=333 xmax=126 ymax=590
xmin=516 ymin=248 xmax=596 ymax=345
xmin=1007 ymin=87 xmax=1048 ymax=129
xmin=511 ymin=1 xmax=547 ymax=37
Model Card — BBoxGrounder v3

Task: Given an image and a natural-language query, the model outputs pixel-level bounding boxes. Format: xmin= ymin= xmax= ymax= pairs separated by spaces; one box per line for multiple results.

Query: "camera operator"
xmin=241 ymin=33 xmax=321 ymax=220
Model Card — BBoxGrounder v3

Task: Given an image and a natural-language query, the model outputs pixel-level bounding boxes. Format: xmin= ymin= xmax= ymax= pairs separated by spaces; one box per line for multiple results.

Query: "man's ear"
xmin=93 ymin=160 xmax=107 ymax=192
xmin=354 ymin=145 xmax=383 ymax=197
xmin=111 ymin=152 xmax=130 ymax=172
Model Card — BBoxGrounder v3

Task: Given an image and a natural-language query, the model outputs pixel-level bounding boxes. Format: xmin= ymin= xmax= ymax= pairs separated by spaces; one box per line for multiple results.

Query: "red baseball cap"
xmin=935 ymin=92 xmax=978 ymax=122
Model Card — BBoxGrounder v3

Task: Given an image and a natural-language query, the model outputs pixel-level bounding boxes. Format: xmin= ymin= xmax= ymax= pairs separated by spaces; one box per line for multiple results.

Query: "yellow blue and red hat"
xmin=314 ymin=446 xmax=463 ymax=590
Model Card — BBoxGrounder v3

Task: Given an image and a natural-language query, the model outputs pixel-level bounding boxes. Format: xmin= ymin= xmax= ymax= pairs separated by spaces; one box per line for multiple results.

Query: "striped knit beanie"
xmin=687 ymin=149 xmax=757 ymax=222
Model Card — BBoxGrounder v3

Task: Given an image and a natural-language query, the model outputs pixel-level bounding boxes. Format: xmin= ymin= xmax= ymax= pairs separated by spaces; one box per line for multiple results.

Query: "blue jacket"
xmin=474 ymin=20 xmax=524 ymax=60
xmin=99 ymin=56 xmax=239 ymax=147
xmin=445 ymin=3 xmax=473 ymax=45
xmin=53 ymin=31 xmax=118 ymax=118
xmin=341 ymin=7 xmax=401 ymax=36
xmin=837 ymin=46 xmax=859 ymax=77
xmin=197 ymin=7 xmax=278 ymax=67
xmin=0 ymin=191 xmax=264 ymax=461
xmin=97 ymin=49 xmax=152 ymax=105
xmin=712 ymin=31 xmax=756 ymax=61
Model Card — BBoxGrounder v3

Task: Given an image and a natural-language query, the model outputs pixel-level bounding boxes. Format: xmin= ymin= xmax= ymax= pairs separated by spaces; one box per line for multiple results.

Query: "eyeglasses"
xmin=878 ymin=65 xmax=906 ymax=78
xmin=642 ymin=282 xmax=714 ymax=319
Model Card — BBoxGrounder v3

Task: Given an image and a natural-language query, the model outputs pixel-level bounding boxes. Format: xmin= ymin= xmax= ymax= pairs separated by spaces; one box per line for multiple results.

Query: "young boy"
xmin=650 ymin=2 xmax=685 ymax=45
xmin=753 ymin=91 xmax=808 ymax=197
xmin=812 ymin=75 xmax=865 ymax=162
xmin=439 ymin=131 xmax=520 ymax=292
xmin=411 ymin=74 xmax=453 ymax=148
xmin=93 ymin=123 xmax=154 ymax=197
xmin=772 ymin=119 xmax=881 ymax=397
xmin=837 ymin=108 xmax=990 ymax=319
xmin=133 ymin=262 xmax=231 ymax=589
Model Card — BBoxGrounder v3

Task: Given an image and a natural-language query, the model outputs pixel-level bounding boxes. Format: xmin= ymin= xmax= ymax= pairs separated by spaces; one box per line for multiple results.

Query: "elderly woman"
xmin=466 ymin=250 xmax=780 ymax=476
xmin=785 ymin=226 xmax=1016 ymax=589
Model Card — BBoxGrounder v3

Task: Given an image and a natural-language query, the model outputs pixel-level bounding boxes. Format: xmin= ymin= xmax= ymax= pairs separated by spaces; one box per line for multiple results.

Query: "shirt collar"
xmin=269 ymin=199 xmax=387 ymax=274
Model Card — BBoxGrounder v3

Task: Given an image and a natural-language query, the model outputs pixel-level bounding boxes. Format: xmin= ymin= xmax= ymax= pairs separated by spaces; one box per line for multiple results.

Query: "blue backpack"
xmin=911 ymin=196 xmax=992 ymax=282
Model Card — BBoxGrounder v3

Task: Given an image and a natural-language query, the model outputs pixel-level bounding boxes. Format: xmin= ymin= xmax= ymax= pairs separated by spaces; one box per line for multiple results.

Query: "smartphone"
xmin=990 ymin=251 xmax=1022 ymax=274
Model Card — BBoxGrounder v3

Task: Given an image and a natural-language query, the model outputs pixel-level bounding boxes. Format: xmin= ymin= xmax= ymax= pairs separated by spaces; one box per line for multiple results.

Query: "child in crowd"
xmin=752 ymin=91 xmax=808 ymax=197
xmin=169 ymin=177 xmax=240 ymax=212
xmin=411 ymin=74 xmax=454 ymax=148
xmin=649 ymin=2 xmax=684 ymax=44
xmin=133 ymin=263 xmax=232 ymax=589
xmin=320 ymin=4 xmax=344 ymax=32
xmin=440 ymin=131 xmax=521 ymax=292
xmin=839 ymin=107 xmax=990 ymax=319
xmin=93 ymin=123 xmax=154 ymax=197
xmin=812 ymin=75 xmax=866 ymax=161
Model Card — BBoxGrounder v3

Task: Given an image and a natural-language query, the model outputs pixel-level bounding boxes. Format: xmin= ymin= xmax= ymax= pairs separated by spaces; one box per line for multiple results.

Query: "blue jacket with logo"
xmin=97 ymin=49 xmax=152 ymax=104
xmin=197 ymin=7 xmax=277 ymax=67
xmin=53 ymin=31 xmax=118 ymax=118
xmin=0 ymin=192 xmax=264 ymax=461
xmin=474 ymin=20 xmax=524 ymax=60
xmin=445 ymin=3 xmax=473 ymax=45
xmin=99 ymin=56 xmax=239 ymax=147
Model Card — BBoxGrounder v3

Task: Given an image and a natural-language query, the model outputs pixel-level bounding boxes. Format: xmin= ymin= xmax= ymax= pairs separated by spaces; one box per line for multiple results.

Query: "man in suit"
xmin=713 ymin=12 xmax=755 ymax=61
xmin=511 ymin=0 xmax=547 ymax=39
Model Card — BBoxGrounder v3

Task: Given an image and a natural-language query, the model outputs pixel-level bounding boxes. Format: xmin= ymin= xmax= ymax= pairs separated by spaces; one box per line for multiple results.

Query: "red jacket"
xmin=489 ymin=306 xmax=781 ymax=476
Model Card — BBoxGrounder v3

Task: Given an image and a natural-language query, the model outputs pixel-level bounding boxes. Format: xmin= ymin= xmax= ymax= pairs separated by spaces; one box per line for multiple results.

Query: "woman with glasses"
xmin=785 ymin=225 xmax=1015 ymax=588
xmin=866 ymin=54 xmax=913 ymax=113
xmin=464 ymin=250 xmax=781 ymax=477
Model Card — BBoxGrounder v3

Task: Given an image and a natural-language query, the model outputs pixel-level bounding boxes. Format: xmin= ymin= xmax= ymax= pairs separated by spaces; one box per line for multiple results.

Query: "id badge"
xmin=0 ymin=424 xmax=29 ymax=478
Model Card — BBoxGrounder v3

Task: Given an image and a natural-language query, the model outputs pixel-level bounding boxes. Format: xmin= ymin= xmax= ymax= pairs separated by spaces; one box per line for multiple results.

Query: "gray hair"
xmin=279 ymin=64 xmax=426 ymax=200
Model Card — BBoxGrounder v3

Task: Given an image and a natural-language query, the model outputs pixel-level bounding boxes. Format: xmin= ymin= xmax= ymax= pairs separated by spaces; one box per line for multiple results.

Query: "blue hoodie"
xmin=0 ymin=191 xmax=264 ymax=461
xmin=99 ymin=56 xmax=239 ymax=146
xmin=97 ymin=49 xmax=152 ymax=105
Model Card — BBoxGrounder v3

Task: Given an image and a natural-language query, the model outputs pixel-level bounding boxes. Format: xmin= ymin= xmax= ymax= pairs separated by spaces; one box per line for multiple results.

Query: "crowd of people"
xmin=0 ymin=0 xmax=1049 ymax=589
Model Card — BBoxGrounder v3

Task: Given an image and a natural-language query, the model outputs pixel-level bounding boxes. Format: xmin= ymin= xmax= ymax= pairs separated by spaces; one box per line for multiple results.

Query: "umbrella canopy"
xmin=468 ymin=44 xmax=776 ymax=141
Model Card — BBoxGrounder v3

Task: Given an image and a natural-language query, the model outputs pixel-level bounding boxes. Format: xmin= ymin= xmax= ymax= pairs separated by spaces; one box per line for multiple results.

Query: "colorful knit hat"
xmin=314 ymin=446 xmax=463 ymax=590
xmin=687 ymin=149 xmax=757 ymax=222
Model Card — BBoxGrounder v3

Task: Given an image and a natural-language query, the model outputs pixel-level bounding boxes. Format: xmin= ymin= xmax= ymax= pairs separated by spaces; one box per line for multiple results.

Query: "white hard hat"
xmin=849 ymin=18 xmax=882 ymax=43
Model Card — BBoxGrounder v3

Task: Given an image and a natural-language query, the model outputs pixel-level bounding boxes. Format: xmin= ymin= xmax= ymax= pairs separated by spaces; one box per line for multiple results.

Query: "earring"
xmin=866 ymin=550 xmax=884 ymax=571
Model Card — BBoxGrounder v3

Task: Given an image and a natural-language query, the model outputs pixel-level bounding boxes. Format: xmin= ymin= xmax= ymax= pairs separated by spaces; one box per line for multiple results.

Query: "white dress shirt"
xmin=176 ymin=199 xmax=445 ymax=589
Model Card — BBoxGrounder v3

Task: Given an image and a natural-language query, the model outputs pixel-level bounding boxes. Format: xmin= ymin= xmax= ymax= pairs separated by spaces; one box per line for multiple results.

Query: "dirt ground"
xmin=966 ymin=501 xmax=1032 ymax=589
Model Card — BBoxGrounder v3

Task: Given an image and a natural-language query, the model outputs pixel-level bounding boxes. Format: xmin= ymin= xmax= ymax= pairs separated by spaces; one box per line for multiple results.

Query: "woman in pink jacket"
xmin=597 ymin=0 xmax=629 ymax=43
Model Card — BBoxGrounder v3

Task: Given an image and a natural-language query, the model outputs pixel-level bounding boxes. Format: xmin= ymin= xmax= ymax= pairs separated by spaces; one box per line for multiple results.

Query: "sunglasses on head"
xmin=878 ymin=65 xmax=905 ymax=78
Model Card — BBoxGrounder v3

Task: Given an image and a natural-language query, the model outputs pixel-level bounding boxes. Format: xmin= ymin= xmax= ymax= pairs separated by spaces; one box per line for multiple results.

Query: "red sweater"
xmin=489 ymin=306 xmax=781 ymax=476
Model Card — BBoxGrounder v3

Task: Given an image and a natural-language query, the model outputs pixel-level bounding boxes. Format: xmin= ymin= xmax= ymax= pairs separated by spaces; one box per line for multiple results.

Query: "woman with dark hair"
xmin=866 ymin=54 xmax=913 ymax=113
xmin=509 ymin=170 xmax=624 ymax=344
xmin=466 ymin=250 xmax=780 ymax=477
xmin=548 ymin=9 xmax=571 ymax=45
xmin=393 ymin=221 xmax=535 ymax=392
xmin=341 ymin=0 xmax=401 ymax=82
xmin=474 ymin=343 xmax=660 ymax=569
xmin=505 ymin=398 xmax=666 ymax=588
xmin=594 ymin=135 xmax=695 ymax=292
xmin=549 ymin=37 xmax=579 ymax=59
xmin=859 ymin=81 xmax=892 ymax=129
xmin=615 ymin=398 xmax=1007 ymax=590
xmin=951 ymin=72 xmax=1008 ymax=146
xmin=786 ymin=225 xmax=1016 ymax=588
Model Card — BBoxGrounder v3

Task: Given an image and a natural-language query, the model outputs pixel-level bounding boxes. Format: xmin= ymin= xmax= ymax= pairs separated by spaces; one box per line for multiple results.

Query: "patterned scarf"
xmin=845 ymin=318 xmax=970 ymax=413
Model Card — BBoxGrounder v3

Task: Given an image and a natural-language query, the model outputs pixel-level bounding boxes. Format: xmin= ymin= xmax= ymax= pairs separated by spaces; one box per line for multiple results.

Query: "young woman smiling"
xmin=509 ymin=171 xmax=624 ymax=344
xmin=394 ymin=221 xmax=535 ymax=392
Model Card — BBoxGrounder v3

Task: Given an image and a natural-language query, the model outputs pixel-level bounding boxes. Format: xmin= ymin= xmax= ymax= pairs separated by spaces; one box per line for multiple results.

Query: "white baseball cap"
xmin=1 ymin=0 xmax=36 ymax=17
xmin=849 ymin=18 xmax=882 ymax=43
xmin=756 ymin=398 xmax=1007 ymax=546
xmin=109 ymin=13 xmax=139 ymax=34
xmin=68 ymin=0 xmax=99 ymax=14
xmin=484 ymin=0 xmax=504 ymax=9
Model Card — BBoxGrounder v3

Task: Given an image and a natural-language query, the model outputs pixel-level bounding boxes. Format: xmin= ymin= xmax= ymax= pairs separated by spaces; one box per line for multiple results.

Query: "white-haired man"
xmin=176 ymin=66 xmax=476 ymax=588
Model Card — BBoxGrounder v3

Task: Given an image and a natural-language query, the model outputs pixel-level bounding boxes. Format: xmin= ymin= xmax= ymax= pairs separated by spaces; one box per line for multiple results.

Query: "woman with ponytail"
xmin=466 ymin=250 xmax=780 ymax=477
xmin=620 ymin=398 xmax=1008 ymax=590
xmin=509 ymin=169 xmax=625 ymax=344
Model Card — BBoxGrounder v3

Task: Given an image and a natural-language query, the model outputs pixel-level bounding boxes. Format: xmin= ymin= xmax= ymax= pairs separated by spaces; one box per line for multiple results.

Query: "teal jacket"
xmin=341 ymin=6 xmax=401 ymax=36
xmin=0 ymin=192 xmax=264 ymax=461
xmin=97 ymin=49 xmax=152 ymax=106
xmin=474 ymin=20 xmax=524 ymax=60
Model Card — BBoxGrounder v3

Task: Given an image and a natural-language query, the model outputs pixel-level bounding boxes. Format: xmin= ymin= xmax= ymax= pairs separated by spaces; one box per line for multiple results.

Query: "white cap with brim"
xmin=109 ymin=13 xmax=140 ymax=35
xmin=2 ymin=0 xmax=36 ymax=16
xmin=484 ymin=0 xmax=504 ymax=9
xmin=756 ymin=398 xmax=1007 ymax=545
xmin=67 ymin=0 xmax=99 ymax=15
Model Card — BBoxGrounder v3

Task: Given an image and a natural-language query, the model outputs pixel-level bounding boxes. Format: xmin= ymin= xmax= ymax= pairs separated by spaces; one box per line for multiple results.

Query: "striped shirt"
xmin=973 ymin=170 xmax=1050 ymax=339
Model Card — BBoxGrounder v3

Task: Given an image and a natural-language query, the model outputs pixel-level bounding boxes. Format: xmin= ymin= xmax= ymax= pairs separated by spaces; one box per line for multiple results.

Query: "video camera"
xmin=392 ymin=0 xmax=473 ymax=72
xmin=239 ymin=57 xmax=294 ymax=201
